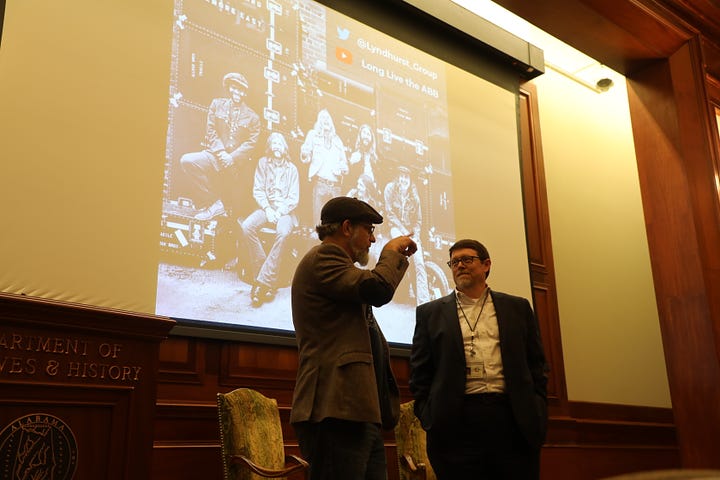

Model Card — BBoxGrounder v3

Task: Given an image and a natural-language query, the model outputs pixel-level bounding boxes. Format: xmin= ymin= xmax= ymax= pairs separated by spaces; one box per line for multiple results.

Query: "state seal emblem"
xmin=0 ymin=413 xmax=78 ymax=480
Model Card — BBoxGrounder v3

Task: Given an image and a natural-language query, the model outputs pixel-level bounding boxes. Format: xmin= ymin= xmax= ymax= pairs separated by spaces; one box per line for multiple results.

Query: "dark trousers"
xmin=426 ymin=394 xmax=540 ymax=480
xmin=294 ymin=418 xmax=387 ymax=480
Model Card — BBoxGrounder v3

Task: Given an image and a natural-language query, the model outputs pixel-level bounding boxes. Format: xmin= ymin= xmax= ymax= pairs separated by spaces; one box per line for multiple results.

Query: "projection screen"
xmin=0 ymin=0 xmax=533 ymax=346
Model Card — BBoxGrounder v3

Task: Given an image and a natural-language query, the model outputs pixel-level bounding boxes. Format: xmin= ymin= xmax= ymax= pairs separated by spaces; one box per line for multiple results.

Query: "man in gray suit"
xmin=410 ymin=238 xmax=549 ymax=479
xmin=291 ymin=196 xmax=418 ymax=480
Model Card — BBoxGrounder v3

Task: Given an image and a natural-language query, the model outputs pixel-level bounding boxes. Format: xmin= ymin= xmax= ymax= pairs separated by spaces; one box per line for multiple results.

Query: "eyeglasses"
xmin=355 ymin=223 xmax=375 ymax=235
xmin=447 ymin=256 xmax=482 ymax=268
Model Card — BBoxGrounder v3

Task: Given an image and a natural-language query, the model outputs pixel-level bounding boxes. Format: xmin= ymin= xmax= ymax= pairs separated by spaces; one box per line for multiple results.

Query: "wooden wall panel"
xmin=519 ymin=83 xmax=569 ymax=415
xmin=627 ymin=41 xmax=720 ymax=467
xmin=152 ymin=337 xmax=678 ymax=480
xmin=531 ymin=285 xmax=564 ymax=409
xmin=219 ymin=342 xmax=298 ymax=403
xmin=158 ymin=336 xmax=203 ymax=384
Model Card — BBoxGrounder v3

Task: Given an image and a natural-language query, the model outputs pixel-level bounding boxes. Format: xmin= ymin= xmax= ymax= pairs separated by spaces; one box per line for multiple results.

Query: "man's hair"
xmin=316 ymin=222 xmax=342 ymax=240
xmin=354 ymin=124 xmax=377 ymax=154
xmin=266 ymin=131 xmax=289 ymax=160
xmin=449 ymin=239 xmax=491 ymax=278
xmin=313 ymin=109 xmax=336 ymax=136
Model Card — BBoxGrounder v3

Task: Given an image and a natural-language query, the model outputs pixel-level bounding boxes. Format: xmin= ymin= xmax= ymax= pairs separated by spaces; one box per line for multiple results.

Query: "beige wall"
xmin=531 ymin=69 xmax=671 ymax=407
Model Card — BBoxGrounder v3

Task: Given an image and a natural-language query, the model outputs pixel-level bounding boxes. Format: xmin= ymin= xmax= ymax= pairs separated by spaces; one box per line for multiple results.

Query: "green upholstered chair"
xmin=217 ymin=388 xmax=308 ymax=480
xmin=394 ymin=400 xmax=436 ymax=480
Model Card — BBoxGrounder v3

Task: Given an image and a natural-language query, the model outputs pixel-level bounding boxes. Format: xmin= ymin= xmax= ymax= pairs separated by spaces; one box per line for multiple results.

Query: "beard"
xmin=354 ymin=249 xmax=370 ymax=266
xmin=350 ymin=230 xmax=370 ymax=266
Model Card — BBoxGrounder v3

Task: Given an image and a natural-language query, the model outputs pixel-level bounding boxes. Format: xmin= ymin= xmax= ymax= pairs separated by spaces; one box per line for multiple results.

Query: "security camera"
xmin=596 ymin=78 xmax=614 ymax=92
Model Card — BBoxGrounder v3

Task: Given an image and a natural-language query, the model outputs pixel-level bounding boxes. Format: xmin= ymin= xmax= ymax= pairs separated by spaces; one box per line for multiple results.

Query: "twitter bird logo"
xmin=337 ymin=26 xmax=350 ymax=40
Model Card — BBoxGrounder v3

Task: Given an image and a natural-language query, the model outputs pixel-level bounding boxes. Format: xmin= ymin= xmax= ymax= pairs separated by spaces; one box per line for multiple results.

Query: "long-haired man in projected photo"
xmin=291 ymin=196 xmax=418 ymax=480
xmin=300 ymin=108 xmax=348 ymax=224
xmin=349 ymin=123 xmax=379 ymax=185
xmin=347 ymin=174 xmax=384 ymax=266
xmin=239 ymin=131 xmax=300 ymax=307
xmin=180 ymin=72 xmax=260 ymax=221
xmin=384 ymin=165 xmax=430 ymax=305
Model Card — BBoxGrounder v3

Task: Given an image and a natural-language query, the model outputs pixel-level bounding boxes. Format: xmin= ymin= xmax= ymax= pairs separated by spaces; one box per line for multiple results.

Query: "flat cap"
xmin=320 ymin=196 xmax=383 ymax=225
xmin=223 ymin=72 xmax=249 ymax=89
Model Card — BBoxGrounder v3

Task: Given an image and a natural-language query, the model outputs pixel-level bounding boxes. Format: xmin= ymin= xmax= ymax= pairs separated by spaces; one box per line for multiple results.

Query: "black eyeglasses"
xmin=447 ymin=256 xmax=482 ymax=268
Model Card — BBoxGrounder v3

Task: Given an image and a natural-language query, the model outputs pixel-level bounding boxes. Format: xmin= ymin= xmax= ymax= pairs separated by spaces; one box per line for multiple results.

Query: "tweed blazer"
xmin=409 ymin=289 xmax=549 ymax=448
xmin=290 ymin=242 xmax=409 ymax=428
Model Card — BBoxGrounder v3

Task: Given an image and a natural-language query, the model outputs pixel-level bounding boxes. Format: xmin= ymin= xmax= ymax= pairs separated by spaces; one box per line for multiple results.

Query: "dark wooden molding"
xmin=518 ymin=82 xmax=570 ymax=415
xmin=702 ymin=35 xmax=720 ymax=81
xmin=708 ymin=74 xmax=720 ymax=103
xmin=627 ymin=40 xmax=720 ymax=466
xmin=0 ymin=1 xmax=6 ymax=49
xmin=493 ymin=0 xmax=689 ymax=74
xmin=656 ymin=0 xmax=720 ymax=43
xmin=0 ymin=292 xmax=175 ymax=339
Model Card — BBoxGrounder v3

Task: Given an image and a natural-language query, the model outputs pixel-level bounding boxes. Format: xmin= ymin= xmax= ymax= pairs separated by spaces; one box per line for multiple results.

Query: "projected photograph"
xmin=156 ymin=0 xmax=456 ymax=343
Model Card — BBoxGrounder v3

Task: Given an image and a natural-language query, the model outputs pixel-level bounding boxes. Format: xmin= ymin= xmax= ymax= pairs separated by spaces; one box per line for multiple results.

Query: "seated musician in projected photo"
xmin=238 ymin=131 xmax=300 ymax=307
xmin=300 ymin=108 xmax=348 ymax=223
xmin=180 ymin=72 xmax=260 ymax=221
xmin=384 ymin=164 xmax=430 ymax=305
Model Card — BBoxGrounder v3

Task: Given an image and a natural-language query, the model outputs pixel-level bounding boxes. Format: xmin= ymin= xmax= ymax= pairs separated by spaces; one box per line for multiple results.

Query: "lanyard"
xmin=457 ymin=288 xmax=490 ymax=357
xmin=457 ymin=288 xmax=490 ymax=332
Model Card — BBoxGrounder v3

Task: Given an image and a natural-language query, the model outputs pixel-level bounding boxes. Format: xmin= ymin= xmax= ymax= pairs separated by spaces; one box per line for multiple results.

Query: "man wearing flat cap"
xmin=180 ymin=71 xmax=260 ymax=220
xmin=290 ymin=196 xmax=418 ymax=480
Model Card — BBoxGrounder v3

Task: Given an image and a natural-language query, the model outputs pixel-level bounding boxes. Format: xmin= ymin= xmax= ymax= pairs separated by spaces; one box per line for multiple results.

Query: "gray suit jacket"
xmin=290 ymin=242 xmax=409 ymax=428
xmin=409 ymin=289 xmax=549 ymax=448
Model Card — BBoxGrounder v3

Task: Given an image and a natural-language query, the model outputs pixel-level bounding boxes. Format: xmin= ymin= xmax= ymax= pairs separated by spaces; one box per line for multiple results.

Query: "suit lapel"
xmin=490 ymin=290 xmax=509 ymax=351
xmin=439 ymin=292 xmax=465 ymax=358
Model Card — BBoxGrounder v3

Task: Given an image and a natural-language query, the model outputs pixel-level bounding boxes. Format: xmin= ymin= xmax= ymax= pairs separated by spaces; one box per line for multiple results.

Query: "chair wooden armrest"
xmin=395 ymin=400 xmax=434 ymax=480
xmin=399 ymin=453 xmax=427 ymax=480
xmin=228 ymin=453 xmax=309 ymax=478
xmin=218 ymin=388 xmax=310 ymax=480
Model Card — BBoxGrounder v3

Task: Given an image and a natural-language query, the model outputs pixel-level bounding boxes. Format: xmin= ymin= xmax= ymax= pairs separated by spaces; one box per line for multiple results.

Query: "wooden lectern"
xmin=0 ymin=293 xmax=175 ymax=480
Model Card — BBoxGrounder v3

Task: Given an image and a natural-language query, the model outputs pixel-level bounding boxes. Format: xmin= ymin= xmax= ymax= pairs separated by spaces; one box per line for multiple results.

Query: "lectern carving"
xmin=0 ymin=293 xmax=175 ymax=480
